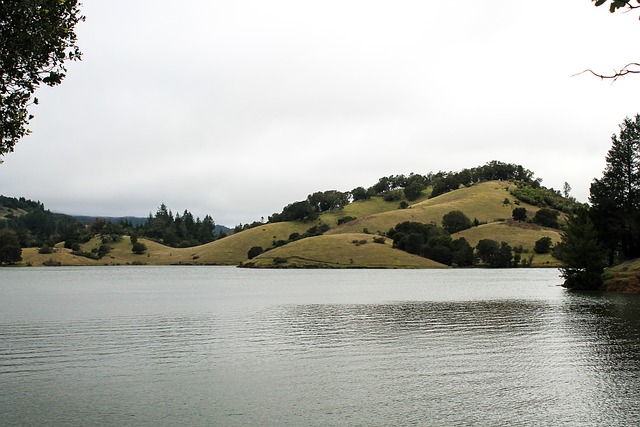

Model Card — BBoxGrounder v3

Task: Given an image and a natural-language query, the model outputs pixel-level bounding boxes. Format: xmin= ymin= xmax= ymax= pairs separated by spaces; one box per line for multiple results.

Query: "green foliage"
xmin=303 ymin=223 xmax=330 ymax=237
xmin=533 ymin=236 xmax=553 ymax=254
xmin=38 ymin=243 xmax=53 ymax=254
xmin=0 ymin=229 xmax=22 ymax=264
xmin=430 ymin=161 xmax=535 ymax=198
xmin=559 ymin=209 xmax=606 ymax=290
xmin=441 ymin=210 xmax=472 ymax=234
xmin=337 ymin=216 xmax=356 ymax=225
xmin=288 ymin=232 xmax=301 ymax=241
xmin=403 ymin=181 xmax=424 ymax=201
xmin=131 ymin=242 xmax=147 ymax=255
xmin=388 ymin=221 xmax=474 ymax=266
xmin=510 ymin=182 xmax=583 ymax=214
xmin=593 ymin=0 xmax=639 ymax=14
xmin=247 ymin=246 xmax=264 ymax=259
xmin=307 ymin=190 xmax=350 ymax=213
xmin=590 ymin=114 xmax=640 ymax=261
xmin=0 ymin=196 xmax=87 ymax=246
xmin=97 ymin=244 xmax=110 ymax=258
xmin=141 ymin=204 xmax=218 ymax=247
xmin=269 ymin=200 xmax=318 ymax=223
xmin=0 ymin=0 xmax=84 ymax=155
xmin=512 ymin=207 xmax=527 ymax=222
xmin=476 ymin=239 xmax=513 ymax=268
xmin=350 ymin=186 xmax=370 ymax=201
xmin=532 ymin=208 xmax=560 ymax=229
xmin=383 ymin=189 xmax=403 ymax=202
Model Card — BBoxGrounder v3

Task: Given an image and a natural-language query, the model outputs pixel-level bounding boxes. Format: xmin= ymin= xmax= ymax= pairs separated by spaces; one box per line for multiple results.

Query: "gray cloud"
xmin=1 ymin=1 xmax=639 ymax=225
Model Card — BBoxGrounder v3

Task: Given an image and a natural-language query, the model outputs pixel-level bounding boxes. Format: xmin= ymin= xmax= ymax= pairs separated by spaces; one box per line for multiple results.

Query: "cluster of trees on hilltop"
xmin=559 ymin=115 xmax=640 ymax=290
xmin=0 ymin=196 xmax=86 ymax=247
xmin=139 ymin=203 xmax=222 ymax=247
xmin=267 ymin=161 xmax=545 ymax=225
xmin=430 ymin=161 xmax=536 ymax=198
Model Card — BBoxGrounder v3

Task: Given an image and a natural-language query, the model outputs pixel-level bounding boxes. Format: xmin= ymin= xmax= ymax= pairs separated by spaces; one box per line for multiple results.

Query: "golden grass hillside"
xmin=326 ymin=181 xmax=541 ymax=236
xmin=242 ymin=233 xmax=448 ymax=268
xmin=318 ymin=190 xmax=431 ymax=227
xmin=602 ymin=258 xmax=640 ymax=293
xmin=454 ymin=220 xmax=562 ymax=267
xmin=15 ymin=180 xmax=566 ymax=268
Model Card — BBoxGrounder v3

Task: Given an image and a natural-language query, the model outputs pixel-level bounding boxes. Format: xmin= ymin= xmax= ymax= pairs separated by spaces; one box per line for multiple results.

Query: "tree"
xmin=580 ymin=1 xmax=640 ymax=80
xmin=512 ymin=207 xmax=527 ymax=222
xmin=590 ymin=115 xmax=640 ymax=261
xmin=534 ymin=236 xmax=553 ymax=254
xmin=131 ymin=242 xmax=147 ymax=255
xmin=247 ymin=246 xmax=263 ymax=259
xmin=559 ymin=209 xmax=606 ymax=290
xmin=441 ymin=210 xmax=472 ymax=234
xmin=1 ymin=1 xmax=84 ymax=155
xmin=0 ymin=229 xmax=22 ymax=263
xmin=350 ymin=186 xmax=369 ymax=201
xmin=403 ymin=181 xmax=424 ymax=201
xmin=533 ymin=208 xmax=560 ymax=229
xmin=476 ymin=239 xmax=512 ymax=268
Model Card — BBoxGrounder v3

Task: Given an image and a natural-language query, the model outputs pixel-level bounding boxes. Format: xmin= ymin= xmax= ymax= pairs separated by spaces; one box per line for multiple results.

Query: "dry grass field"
xmin=14 ymin=180 xmax=565 ymax=269
xmin=243 ymin=233 xmax=448 ymax=269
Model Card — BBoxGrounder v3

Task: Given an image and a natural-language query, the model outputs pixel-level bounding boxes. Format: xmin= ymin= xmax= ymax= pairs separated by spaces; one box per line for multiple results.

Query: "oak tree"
xmin=1 ymin=0 xmax=84 ymax=155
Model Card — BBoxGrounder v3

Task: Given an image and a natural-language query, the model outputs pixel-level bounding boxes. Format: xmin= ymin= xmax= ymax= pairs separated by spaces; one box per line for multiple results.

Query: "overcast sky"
xmin=1 ymin=1 xmax=640 ymax=226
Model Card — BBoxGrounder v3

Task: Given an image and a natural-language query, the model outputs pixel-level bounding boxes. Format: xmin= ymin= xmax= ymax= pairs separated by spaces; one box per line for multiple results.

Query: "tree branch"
xmin=573 ymin=63 xmax=640 ymax=81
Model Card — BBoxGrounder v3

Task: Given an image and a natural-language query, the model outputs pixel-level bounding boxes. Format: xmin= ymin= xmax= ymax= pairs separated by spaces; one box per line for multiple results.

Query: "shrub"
xmin=534 ymin=237 xmax=553 ymax=254
xmin=373 ymin=236 xmax=386 ymax=244
xmin=38 ymin=244 xmax=54 ymax=254
xmin=383 ymin=189 xmax=403 ymax=202
xmin=533 ymin=209 xmax=560 ymax=229
xmin=132 ymin=242 xmax=147 ymax=255
xmin=288 ymin=232 xmax=301 ymax=241
xmin=442 ymin=210 xmax=472 ymax=234
xmin=337 ymin=216 xmax=356 ymax=225
xmin=97 ymin=244 xmax=111 ymax=258
xmin=0 ymin=229 xmax=22 ymax=264
xmin=247 ymin=246 xmax=264 ymax=259
xmin=512 ymin=207 xmax=527 ymax=222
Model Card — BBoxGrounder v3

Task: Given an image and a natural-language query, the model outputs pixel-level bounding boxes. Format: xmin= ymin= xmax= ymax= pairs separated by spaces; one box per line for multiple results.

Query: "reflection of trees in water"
xmin=559 ymin=292 xmax=640 ymax=416
xmin=561 ymin=292 xmax=640 ymax=364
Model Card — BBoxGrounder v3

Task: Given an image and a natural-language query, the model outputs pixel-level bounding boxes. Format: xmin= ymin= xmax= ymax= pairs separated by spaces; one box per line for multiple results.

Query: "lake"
xmin=1 ymin=266 xmax=639 ymax=426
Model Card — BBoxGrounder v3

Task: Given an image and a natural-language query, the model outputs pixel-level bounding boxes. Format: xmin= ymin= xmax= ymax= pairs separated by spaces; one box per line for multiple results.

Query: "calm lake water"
xmin=1 ymin=267 xmax=639 ymax=426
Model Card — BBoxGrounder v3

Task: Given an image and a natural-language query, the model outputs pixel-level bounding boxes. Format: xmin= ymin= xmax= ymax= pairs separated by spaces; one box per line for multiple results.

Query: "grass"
xmin=244 ymin=233 xmax=448 ymax=268
xmin=602 ymin=258 xmax=640 ymax=293
xmin=319 ymin=189 xmax=432 ymax=227
xmin=326 ymin=181 xmax=541 ymax=236
xmin=14 ymin=180 xmax=566 ymax=269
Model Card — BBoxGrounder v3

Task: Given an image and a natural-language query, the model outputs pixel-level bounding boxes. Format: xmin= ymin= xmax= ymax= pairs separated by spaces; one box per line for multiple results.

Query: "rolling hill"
xmin=11 ymin=179 xmax=566 ymax=268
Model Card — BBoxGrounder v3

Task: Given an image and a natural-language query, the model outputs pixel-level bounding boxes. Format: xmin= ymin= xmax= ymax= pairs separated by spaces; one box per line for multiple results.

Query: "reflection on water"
xmin=0 ymin=267 xmax=639 ymax=426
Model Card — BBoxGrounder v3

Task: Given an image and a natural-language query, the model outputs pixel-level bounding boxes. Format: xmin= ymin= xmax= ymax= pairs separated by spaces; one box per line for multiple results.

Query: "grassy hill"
xmin=241 ymin=233 xmax=448 ymax=269
xmin=11 ymin=180 xmax=565 ymax=268
xmin=602 ymin=259 xmax=640 ymax=293
xmin=326 ymin=181 xmax=538 ymax=236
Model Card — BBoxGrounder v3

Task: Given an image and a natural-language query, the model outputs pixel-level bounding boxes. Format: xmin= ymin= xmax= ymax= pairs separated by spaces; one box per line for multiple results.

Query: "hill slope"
xmin=242 ymin=233 xmax=448 ymax=269
xmin=12 ymin=180 xmax=566 ymax=268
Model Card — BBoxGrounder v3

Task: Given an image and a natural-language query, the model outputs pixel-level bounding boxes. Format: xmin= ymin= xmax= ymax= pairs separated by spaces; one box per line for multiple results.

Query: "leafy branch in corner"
xmin=576 ymin=0 xmax=640 ymax=80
